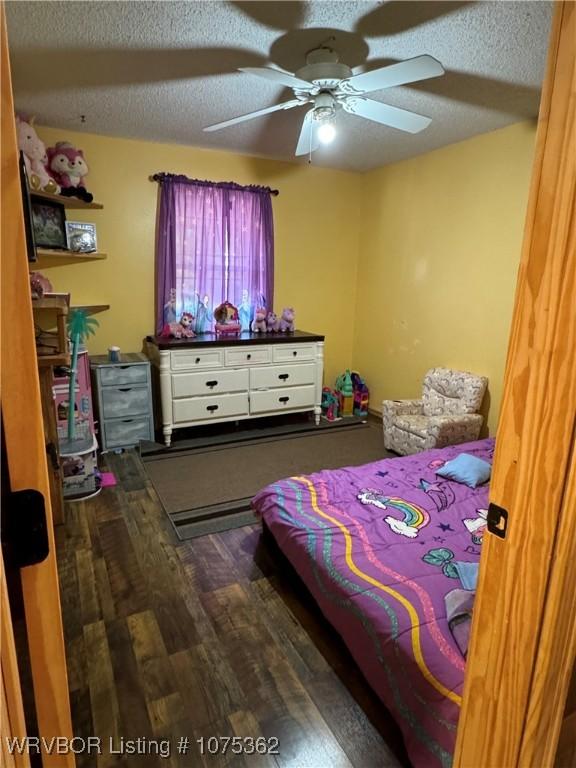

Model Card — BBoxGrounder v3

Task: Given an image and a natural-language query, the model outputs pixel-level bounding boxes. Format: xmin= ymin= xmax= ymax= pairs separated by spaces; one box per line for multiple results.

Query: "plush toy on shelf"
xmin=266 ymin=311 xmax=279 ymax=333
xmin=251 ymin=306 xmax=267 ymax=333
xmin=16 ymin=115 xmax=60 ymax=194
xmin=279 ymin=307 xmax=295 ymax=333
xmin=160 ymin=312 xmax=195 ymax=339
xmin=47 ymin=142 xmax=93 ymax=203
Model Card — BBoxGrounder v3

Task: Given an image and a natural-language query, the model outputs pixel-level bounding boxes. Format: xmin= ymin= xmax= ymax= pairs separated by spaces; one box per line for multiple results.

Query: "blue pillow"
xmin=436 ymin=453 xmax=491 ymax=488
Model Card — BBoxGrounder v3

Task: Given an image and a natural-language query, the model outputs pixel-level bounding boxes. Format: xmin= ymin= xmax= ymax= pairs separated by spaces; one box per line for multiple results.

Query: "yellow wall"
xmin=36 ymin=126 xmax=361 ymax=386
xmin=36 ymin=122 xmax=535 ymax=431
xmin=352 ymin=122 xmax=536 ymax=434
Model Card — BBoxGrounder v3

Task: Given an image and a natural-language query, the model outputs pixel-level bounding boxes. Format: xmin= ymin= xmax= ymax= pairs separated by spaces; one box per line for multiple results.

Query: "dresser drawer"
xmin=272 ymin=344 xmax=315 ymax=363
xmin=250 ymin=363 xmax=315 ymax=390
xmin=225 ymin=346 xmax=270 ymax=367
xmin=99 ymin=364 xmax=148 ymax=387
xmin=250 ymin=385 xmax=315 ymax=415
xmin=103 ymin=417 xmax=152 ymax=448
xmin=171 ymin=349 xmax=224 ymax=371
xmin=173 ymin=392 xmax=249 ymax=424
xmin=172 ymin=369 xmax=248 ymax=398
xmin=101 ymin=386 xmax=150 ymax=418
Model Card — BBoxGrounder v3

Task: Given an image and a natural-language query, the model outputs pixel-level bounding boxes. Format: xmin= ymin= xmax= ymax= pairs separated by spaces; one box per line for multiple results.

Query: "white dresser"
xmin=146 ymin=331 xmax=324 ymax=447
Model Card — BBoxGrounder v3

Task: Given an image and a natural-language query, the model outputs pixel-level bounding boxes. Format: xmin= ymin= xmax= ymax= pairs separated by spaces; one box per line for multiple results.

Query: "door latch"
xmin=487 ymin=502 xmax=508 ymax=539
xmin=6 ymin=489 xmax=49 ymax=567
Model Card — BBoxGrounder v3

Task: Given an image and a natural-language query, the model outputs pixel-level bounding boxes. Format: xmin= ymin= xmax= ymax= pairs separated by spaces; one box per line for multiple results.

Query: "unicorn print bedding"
xmin=251 ymin=438 xmax=494 ymax=768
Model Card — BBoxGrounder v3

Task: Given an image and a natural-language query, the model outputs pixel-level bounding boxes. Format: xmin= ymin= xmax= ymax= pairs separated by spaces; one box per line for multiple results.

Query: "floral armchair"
xmin=382 ymin=368 xmax=488 ymax=456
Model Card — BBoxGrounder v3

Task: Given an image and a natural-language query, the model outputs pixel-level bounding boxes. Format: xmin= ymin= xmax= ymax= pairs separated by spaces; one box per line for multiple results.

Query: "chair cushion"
xmin=422 ymin=368 xmax=488 ymax=416
xmin=436 ymin=453 xmax=492 ymax=488
xmin=394 ymin=414 xmax=432 ymax=439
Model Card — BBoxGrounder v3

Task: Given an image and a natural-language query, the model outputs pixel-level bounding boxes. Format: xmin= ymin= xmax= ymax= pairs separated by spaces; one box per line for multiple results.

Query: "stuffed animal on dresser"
xmin=279 ymin=307 xmax=295 ymax=333
xmin=46 ymin=142 xmax=93 ymax=202
xmin=266 ymin=311 xmax=279 ymax=332
xmin=161 ymin=312 xmax=195 ymax=339
xmin=16 ymin=115 xmax=59 ymax=193
xmin=251 ymin=306 xmax=267 ymax=333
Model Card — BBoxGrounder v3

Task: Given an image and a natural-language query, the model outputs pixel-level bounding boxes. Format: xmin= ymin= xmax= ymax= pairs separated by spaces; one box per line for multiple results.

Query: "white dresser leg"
xmin=314 ymin=405 xmax=321 ymax=426
xmin=163 ymin=426 xmax=172 ymax=447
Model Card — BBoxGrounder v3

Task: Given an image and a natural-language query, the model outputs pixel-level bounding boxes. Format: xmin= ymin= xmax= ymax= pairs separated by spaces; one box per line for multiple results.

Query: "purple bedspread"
xmin=252 ymin=438 xmax=494 ymax=768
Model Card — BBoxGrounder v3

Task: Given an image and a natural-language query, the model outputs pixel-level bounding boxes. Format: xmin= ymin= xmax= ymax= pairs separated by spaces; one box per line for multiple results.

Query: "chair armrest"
xmin=382 ymin=399 xmax=423 ymax=418
xmin=427 ymin=413 xmax=483 ymax=448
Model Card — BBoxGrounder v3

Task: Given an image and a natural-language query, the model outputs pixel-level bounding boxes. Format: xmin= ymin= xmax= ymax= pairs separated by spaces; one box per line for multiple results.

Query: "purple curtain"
xmin=155 ymin=174 xmax=275 ymax=334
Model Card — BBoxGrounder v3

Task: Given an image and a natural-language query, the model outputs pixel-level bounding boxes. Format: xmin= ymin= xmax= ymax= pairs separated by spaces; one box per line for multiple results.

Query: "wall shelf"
xmin=31 ymin=190 xmax=103 ymax=210
xmin=32 ymin=248 xmax=107 ymax=269
xmin=72 ymin=304 xmax=110 ymax=316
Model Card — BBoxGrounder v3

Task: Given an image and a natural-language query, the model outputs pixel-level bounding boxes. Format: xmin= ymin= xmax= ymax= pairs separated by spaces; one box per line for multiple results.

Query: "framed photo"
xmin=31 ymin=199 xmax=67 ymax=249
xmin=65 ymin=221 xmax=97 ymax=253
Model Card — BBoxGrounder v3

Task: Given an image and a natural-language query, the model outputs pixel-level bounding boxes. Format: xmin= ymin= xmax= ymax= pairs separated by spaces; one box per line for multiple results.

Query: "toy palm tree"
xmin=66 ymin=309 xmax=99 ymax=441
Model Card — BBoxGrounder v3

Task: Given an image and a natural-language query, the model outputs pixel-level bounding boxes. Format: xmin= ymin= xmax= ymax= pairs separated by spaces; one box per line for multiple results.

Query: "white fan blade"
xmin=204 ymin=99 xmax=304 ymax=132
xmin=295 ymin=110 xmax=320 ymax=156
xmin=339 ymin=55 xmax=444 ymax=95
xmin=239 ymin=66 xmax=314 ymax=91
xmin=343 ymin=96 xmax=431 ymax=134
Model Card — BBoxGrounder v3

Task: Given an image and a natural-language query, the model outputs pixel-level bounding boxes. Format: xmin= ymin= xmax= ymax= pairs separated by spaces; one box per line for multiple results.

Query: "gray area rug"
xmin=142 ymin=420 xmax=391 ymax=540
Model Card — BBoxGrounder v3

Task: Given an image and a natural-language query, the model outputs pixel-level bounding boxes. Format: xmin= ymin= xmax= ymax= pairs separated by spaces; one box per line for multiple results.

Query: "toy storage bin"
xmin=58 ymin=422 xmax=100 ymax=501
xmin=53 ymin=349 xmax=95 ymax=432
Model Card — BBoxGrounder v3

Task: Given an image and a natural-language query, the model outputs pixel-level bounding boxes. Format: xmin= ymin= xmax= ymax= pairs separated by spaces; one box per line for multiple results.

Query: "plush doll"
xmin=160 ymin=312 xmax=195 ymax=339
xmin=46 ymin=142 xmax=93 ymax=202
xmin=266 ymin=311 xmax=279 ymax=333
xmin=279 ymin=307 xmax=295 ymax=333
xmin=29 ymin=271 xmax=53 ymax=299
xmin=16 ymin=115 xmax=59 ymax=193
xmin=251 ymin=306 xmax=267 ymax=333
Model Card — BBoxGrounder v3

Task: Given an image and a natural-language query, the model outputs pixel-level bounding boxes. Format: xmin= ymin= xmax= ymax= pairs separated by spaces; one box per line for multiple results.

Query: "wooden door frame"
xmin=1 ymin=6 xmax=75 ymax=766
xmin=455 ymin=2 xmax=576 ymax=765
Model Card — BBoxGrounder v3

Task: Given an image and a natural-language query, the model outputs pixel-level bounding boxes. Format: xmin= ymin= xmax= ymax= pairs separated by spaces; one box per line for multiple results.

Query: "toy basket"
xmin=58 ymin=422 xmax=101 ymax=501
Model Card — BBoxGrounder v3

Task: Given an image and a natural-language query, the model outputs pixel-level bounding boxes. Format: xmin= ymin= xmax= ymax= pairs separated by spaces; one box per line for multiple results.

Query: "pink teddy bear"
xmin=279 ymin=307 xmax=295 ymax=333
xmin=266 ymin=311 xmax=279 ymax=333
xmin=251 ymin=306 xmax=267 ymax=333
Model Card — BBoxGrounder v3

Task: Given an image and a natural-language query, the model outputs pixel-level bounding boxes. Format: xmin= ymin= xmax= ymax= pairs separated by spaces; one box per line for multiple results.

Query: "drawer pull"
xmin=293 ymin=351 xmax=297 ymax=356
xmin=279 ymin=396 xmax=290 ymax=404
xmin=206 ymin=404 xmax=219 ymax=413
xmin=205 ymin=380 xmax=218 ymax=389
xmin=122 ymin=419 xmax=134 ymax=423
xmin=247 ymin=353 xmax=252 ymax=360
xmin=195 ymin=357 xmax=201 ymax=364
xmin=278 ymin=373 xmax=289 ymax=381
xmin=120 ymin=366 xmax=130 ymax=370
xmin=118 ymin=387 xmax=132 ymax=392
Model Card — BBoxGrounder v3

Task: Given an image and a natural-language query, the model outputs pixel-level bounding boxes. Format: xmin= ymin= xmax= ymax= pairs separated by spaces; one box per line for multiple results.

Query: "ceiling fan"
xmin=203 ymin=46 xmax=445 ymax=156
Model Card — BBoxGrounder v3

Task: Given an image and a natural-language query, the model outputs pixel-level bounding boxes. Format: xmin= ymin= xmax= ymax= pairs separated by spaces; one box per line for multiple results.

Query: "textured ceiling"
xmin=6 ymin=0 xmax=552 ymax=172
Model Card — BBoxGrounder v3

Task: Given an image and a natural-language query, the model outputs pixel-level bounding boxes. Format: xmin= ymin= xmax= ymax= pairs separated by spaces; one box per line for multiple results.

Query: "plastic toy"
xmin=213 ymin=301 xmax=241 ymax=334
xmin=321 ymin=387 xmax=340 ymax=422
xmin=335 ymin=369 xmax=354 ymax=417
xmin=352 ymin=372 xmax=370 ymax=417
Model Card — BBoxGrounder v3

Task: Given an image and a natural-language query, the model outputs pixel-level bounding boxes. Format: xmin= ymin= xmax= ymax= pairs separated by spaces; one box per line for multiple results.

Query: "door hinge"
xmin=6 ymin=489 xmax=49 ymax=567
xmin=487 ymin=502 xmax=508 ymax=539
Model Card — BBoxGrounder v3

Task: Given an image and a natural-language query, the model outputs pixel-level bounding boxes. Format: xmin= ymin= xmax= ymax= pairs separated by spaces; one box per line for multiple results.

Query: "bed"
xmin=251 ymin=438 xmax=494 ymax=768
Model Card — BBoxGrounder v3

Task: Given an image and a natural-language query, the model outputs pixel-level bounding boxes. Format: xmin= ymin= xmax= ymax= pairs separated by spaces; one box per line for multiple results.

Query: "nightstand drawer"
xmin=250 ymin=385 xmax=315 ymax=415
xmin=272 ymin=344 xmax=315 ymax=363
xmin=101 ymin=386 xmax=150 ymax=418
xmin=173 ymin=392 xmax=248 ymax=424
xmin=171 ymin=349 xmax=224 ymax=370
xmin=172 ymin=368 xmax=248 ymax=398
xmin=250 ymin=363 xmax=315 ymax=390
xmin=99 ymin=364 xmax=148 ymax=387
xmin=225 ymin=346 xmax=270 ymax=367
xmin=103 ymin=417 xmax=152 ymax=448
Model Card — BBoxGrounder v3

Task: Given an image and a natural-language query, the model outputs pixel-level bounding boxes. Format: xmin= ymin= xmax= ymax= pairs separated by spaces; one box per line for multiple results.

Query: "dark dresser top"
xmin=90 ymin=352 xmax=149 ymax=366
xmin=146 ymin=330 xmax=325 ymax=350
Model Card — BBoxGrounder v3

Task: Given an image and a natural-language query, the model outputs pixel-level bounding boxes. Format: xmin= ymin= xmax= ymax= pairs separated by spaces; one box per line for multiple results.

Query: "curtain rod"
xmin=151 ymin=173 xmax=279 ymax=196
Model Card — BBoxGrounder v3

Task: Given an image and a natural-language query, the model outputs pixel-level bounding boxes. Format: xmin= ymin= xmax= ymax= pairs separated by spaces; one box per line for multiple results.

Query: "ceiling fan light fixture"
xmin=317 ymin=121 xmax=336 ymax=145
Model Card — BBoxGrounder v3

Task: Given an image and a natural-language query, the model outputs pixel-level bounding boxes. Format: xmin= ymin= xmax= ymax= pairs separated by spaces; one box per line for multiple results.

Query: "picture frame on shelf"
xmin=65 ymin=221 xmax=97 ymax=253
xmin=31 ymin=198 xmax=67 ymax=249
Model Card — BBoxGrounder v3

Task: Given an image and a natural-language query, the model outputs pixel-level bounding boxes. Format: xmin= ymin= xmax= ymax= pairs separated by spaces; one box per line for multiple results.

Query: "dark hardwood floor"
xmin=55 ymin=449 xmax=408 ymax=767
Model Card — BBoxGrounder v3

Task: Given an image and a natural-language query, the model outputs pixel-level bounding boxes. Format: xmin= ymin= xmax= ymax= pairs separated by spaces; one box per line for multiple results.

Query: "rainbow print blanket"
xmin=252 ymin=438 xmax=494 ymax=768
